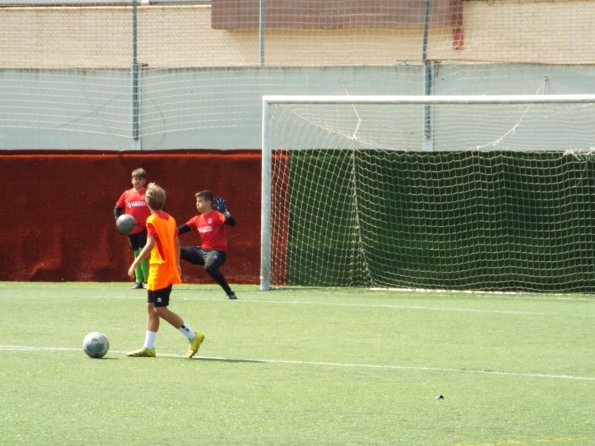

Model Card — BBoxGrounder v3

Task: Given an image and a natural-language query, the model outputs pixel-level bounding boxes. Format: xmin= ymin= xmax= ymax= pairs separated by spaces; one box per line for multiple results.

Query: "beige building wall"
xmin=0 ymin=7 xmax=132 ymax=68
xmin=0 ymin=1 xmax=594 ymax=69
xmin=444 ymin=0 xmax=595 ymax=64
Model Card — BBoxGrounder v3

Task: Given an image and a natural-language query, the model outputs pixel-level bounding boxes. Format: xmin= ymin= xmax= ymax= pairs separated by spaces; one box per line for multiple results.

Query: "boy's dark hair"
xmin=195 ymin=190 xmax=214 ymax=202
xmin=131 ymin=168 xmax=147 ymax=179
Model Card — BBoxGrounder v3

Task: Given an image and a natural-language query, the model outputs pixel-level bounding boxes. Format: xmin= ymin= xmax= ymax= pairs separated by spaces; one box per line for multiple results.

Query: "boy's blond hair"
xmin=145 ymin=182 xmax=166 ymax=210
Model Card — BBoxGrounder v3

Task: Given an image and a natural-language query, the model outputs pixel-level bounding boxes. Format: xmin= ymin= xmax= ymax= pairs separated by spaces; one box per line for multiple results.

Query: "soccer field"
xmin=0 ymin=282 xmax=593 ymax=446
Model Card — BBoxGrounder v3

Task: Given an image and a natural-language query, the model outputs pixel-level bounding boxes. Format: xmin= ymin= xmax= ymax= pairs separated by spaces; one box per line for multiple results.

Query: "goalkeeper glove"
xmin=212 ymin=196 xmax=227 ymax=213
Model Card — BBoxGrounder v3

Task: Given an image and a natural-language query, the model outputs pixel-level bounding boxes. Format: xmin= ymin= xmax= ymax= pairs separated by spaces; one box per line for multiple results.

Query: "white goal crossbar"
xmin=260 ymin=94 xmax=595 ymax=290
xmin=263 ymin=94 xmax=595 ymax=106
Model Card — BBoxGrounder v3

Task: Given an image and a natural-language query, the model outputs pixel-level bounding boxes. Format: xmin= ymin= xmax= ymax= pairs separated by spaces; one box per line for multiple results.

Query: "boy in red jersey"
xmin=126 ymin=182 xmax=204 ymax=358
xmin=178 ymin=190 xmax=237 ymax=300
xmin=114 ymin=168 xmax=151 ymax=289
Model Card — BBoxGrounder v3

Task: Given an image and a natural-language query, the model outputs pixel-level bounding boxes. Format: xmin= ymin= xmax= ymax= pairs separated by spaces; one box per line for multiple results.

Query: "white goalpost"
xmin=261 ymin=94 xmax=595 ymax=292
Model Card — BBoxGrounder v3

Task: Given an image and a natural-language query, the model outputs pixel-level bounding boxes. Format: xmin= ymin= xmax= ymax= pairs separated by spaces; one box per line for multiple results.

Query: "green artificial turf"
xmin=0 ymin=282 xmax=593 ymax=445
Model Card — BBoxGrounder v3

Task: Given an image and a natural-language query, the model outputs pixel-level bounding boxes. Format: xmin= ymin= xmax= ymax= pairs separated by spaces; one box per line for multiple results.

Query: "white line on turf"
xmin=0 ymin=345 xmax=75 ymax=352
xmin=1 ymin=344 xmax=593 ymax=382
xmin=233 ymin=299 xmax=556 ymax=316
xmin=370 ymin=287 xmax=595 ymax=301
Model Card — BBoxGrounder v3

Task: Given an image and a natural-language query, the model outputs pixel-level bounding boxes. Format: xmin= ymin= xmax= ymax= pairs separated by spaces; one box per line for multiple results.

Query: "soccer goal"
xmin=260 ymin=94 xmax=595 ymax=292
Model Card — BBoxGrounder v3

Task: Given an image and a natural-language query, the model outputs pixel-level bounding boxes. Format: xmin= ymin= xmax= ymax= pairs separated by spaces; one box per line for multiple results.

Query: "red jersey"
xmin=116 ymin=188 xmax=151 ymax=235
xmin=186 ymin=210 xmax=228 ymax=252
xmin=146 ymin=211 xmax=182 ymax=290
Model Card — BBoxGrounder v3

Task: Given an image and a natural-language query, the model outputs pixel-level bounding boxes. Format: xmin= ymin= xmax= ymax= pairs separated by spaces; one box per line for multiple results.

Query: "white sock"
xmin=179 ymin=324 xmax=196 ymax=340
xmin=144 ymin=331 xmax=157 ymax=349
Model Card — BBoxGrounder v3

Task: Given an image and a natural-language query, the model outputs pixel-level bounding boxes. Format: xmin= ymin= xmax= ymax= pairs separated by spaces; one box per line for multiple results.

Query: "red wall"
xmin=0 ymin=151 xmax=261 ymax=283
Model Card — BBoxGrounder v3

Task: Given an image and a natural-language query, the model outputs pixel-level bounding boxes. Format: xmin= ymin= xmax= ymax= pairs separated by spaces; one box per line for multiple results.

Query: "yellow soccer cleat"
xmin=126 ymin=347 xmax=156 ymax=358
xmin=186 ymin=331 xmax=205 ymax=358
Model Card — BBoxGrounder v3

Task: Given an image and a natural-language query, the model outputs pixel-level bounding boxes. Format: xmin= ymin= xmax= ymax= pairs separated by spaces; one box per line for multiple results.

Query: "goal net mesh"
xmin=266 ymin=100 xmax=595 ymax=291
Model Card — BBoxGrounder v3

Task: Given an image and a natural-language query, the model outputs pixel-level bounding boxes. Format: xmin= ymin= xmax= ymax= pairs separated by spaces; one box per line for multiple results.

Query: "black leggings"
xmin=180 ymin=246 xmax=232 ymax=295
xmin=127 ymin=229 xmax=147 ymax=251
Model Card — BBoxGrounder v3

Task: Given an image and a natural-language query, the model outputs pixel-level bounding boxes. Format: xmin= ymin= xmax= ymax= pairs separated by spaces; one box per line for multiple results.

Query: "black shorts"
xmin=147 ymin=285 xmax=172 ymax=307
xmin=128 ymin=229 xmax=147 ymax=251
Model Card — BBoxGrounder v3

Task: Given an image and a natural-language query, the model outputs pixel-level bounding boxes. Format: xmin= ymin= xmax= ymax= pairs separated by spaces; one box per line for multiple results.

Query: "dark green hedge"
xmin=283 ymin=150 xmax=595 ymax=291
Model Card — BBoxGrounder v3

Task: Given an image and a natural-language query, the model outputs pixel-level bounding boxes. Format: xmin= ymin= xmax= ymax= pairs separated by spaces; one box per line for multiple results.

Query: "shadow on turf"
xmin=155 ymin=356 xmax=265 ymax=364
xmin=108 ymin=355 xmax=263 ymax=363
xmin=194 ymin=357 xmax=265 ymax=364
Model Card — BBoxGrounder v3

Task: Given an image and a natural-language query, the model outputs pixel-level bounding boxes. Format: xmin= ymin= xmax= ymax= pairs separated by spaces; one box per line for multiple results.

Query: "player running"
xmin=126 ymin=182 xmax=204 ymax=358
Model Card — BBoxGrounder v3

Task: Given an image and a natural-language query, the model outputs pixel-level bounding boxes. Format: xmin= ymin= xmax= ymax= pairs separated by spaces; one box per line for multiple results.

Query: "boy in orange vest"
xmin=126 ymin=182 xmax=204 ymax=358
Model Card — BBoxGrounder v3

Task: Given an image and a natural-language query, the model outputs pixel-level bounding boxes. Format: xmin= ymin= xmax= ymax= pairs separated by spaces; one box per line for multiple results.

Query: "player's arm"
xmin=114 ymin=206 xmax=124 ymax=220
xmin=114 ymin=192 xmax=127 ymax=219
xmin=213 ymin=196 xmax=236 ymax=226
xmin=177 ymin=224 xmax=191 ymax=235
xmin=223 ymin=211 xmax=236 ymax=227
xmin=128 ymin=235 xmax=155 ymax=280
xmin=174 ymin=234 xmax=182 ymax=277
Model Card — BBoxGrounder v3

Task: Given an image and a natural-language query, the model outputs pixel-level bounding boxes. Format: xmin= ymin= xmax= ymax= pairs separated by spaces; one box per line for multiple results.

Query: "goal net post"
xmin=261 ymin=94 xmax=595 ymax=292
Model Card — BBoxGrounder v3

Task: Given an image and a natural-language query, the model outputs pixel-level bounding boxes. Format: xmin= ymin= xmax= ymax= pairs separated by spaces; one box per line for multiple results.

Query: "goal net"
xmin=261 ymin=94 xmax=595 ymax=292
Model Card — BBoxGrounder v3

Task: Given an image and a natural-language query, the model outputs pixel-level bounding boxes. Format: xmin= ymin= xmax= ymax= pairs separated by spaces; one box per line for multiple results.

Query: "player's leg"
xmin=127 ymin=299 xmax=159 ymax=357
xmin=147 ymin=302 xmax=160 ymax=332
xmin=152 ymin=285 xmax=205 ymax=358
xmin=129 ymin=232 xmax=146 ymax=289
xmin=132 ymin=250 xmax=144 ymax=288
xmin=136 ymin=229 xmax=149 ymax=285
xmin=203 ymin=250 xmax=236 ymax=299
xmin=180 ymin=245 xmax=205 ymax=265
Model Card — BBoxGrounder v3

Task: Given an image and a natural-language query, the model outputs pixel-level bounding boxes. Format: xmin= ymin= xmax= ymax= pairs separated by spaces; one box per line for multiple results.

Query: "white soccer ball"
xmin=83 ymin=332 xmax=109 ymax=359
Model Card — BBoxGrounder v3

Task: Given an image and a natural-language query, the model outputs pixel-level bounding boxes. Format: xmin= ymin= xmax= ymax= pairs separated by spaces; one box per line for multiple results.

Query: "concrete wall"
xmin=2 ymin=64 xmax=595 ymax=150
